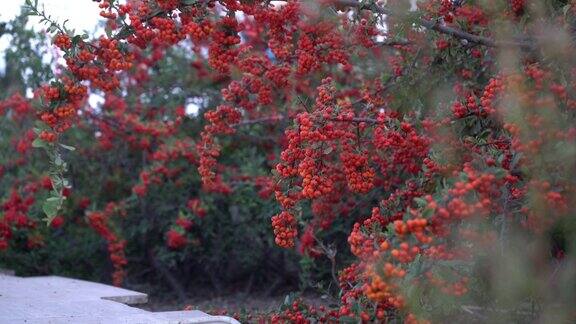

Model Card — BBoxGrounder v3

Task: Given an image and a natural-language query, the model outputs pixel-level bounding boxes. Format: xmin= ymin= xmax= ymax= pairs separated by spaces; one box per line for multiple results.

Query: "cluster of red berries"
xmin=208 ymin=17 xmax=242 ymax=74
xmin=167 ymin=229 xmax=187 ymax=250
xmin=87 ymin=205 xmax=127 ymax=286
xmin=53 ymin=33 xmax=72 ymax=50
xmin=187 ymin=198 xmax=207 ymax=218
xmin=340 ymin=151 xmax=375 ymax=193
xmin=39 ymin=131 xmax=57 ymax=142
xmin=0 ymin=191 xmax=36 ymax=250
xmin=198 ymin=105 xmax=240 ymax=191
xmin=426 ymin=271 xmax=469 ymax=296
xmin=479 ymin=77 xmax=504 ymax=115
xmin=5 ymin=0 xmax=572 ymax=321
xmin=271 ymin=211 xmax=297 ymax=248
xmin=510 ymin=0 xmax=526 ymax=16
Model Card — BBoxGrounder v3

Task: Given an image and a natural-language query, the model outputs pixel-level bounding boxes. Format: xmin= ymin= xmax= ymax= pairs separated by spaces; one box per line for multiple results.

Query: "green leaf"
xmin=51 ymin=177 xmax=63 ymax=186
xmin=43 ymin=196 xmax=63 ymax=221
xmin=54 ymin=155 xmax=64 ymax=166
xmin=59 ymin=143 xmax=76 ymax=151
xmin=422 ymin=208 xmax=434 ymax=218
xmin=34 ymin=120 xmax=50 ymax=134
xmin=32 ymin=138 xmax=48 ymax=149
xmin=114 ymin=25 xmax=134 ymax=39
xmin=414 ymin=197 xmax=427 ymax=207
xmin=71 ymin=35 xmax=83 ymax=46
xmin=493 ymin=168 xmax=507 ymax=179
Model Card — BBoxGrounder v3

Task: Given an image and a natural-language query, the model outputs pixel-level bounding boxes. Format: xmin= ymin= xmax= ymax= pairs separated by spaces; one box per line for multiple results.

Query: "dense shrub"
xmin=2 ymin=0 xmax=576 ymax=322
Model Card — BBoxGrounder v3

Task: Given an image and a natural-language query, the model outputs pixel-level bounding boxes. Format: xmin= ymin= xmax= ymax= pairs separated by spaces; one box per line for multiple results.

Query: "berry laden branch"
xmin=232 ymin=116 xmax=383 ymax=128
xmin=333 ymin=0 xmax=534 ymax=49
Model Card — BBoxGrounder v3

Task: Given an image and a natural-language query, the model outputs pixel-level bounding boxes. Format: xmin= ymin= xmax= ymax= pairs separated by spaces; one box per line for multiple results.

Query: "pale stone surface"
xmin=0 ymin=273 xmax=240 ymax=324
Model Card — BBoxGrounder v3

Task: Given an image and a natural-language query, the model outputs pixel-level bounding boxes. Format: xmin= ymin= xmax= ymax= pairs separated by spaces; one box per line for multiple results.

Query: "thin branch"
xmin=148 ymin=249 xmax=188 ymax=303
xmin=312 ymin=235 xmax=339 ymax=288
xmin=375 ymin=39 xmax=412 ymax=46
xmin=233 ymin=116 xmax=283 ymax=127
xmin=297 ymin=95 xmax=312 ymax=113
xmin=232 ymin=115 xmax=384 ymax=128
xmin=333 ymin=0 xmax=534 ymax=49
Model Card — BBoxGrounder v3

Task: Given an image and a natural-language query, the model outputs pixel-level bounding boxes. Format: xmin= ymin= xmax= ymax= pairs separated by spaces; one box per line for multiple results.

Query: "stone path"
xmin=0 ymin=273 xmax=240 ymax=324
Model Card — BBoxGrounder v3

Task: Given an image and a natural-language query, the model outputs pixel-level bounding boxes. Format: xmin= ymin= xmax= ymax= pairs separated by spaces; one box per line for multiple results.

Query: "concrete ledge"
xmin=0 ymin=273 xmax=240 ymax=324
xmin=0 ymin=274 xmax=148 ymax=305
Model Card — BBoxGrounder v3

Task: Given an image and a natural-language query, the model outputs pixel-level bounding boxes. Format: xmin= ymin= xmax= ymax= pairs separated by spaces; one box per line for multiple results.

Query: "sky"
xmin=0 ymin=0 xmax=201 ymax=114
xmin=0 ymin=0 xmax=101 ymax=77
xmin=1 ymin=0 xmax=101 ymax=32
